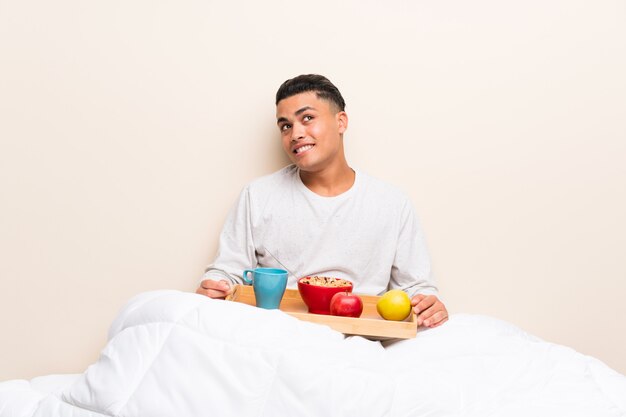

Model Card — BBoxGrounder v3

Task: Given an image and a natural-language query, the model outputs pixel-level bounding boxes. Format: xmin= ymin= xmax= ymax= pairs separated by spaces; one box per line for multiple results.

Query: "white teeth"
xmin=295 ymin=145 xmax=313 ymax=154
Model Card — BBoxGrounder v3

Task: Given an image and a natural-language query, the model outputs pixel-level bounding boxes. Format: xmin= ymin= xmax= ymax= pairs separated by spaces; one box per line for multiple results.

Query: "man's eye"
xmin=280 ymin=124 xmax=291 ymax=132
xmin=303 ymin=115 xmax=313 ymax=122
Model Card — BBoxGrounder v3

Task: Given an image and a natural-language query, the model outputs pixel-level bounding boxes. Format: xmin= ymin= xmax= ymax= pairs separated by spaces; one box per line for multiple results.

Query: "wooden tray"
xmin=226 ymin=285 xmax=417 ymax=340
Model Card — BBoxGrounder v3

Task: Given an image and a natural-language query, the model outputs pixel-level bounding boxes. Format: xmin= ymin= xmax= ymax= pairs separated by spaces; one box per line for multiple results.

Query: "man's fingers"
xmin=421 ymin=310 xmax=448 ymax=328
xmin=197 ymin=279 xmax=232 ymax=299
xmin=413 ymin=295 xmax=448 ymax=327
xmin=429 ymin=316 xmax=449 ymax=328
xmin=411 ymin=294 xmax=425 ymax=306
xmin=416 ymin=304 xmax=438 ymax=325
xmin=196 ymin=286 xmax=228 ymax=299
xmin=201 ymin=279 xmax=230 ymax=290
xmin=413 ymin=295 xmax=436 ymax=314
xmin=207 ymin=288 xmax=228 ymax=299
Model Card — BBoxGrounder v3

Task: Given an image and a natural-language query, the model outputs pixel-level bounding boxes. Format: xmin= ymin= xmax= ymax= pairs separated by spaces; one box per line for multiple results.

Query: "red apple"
xmin=329 ymin=292 xmax=363 ymax=318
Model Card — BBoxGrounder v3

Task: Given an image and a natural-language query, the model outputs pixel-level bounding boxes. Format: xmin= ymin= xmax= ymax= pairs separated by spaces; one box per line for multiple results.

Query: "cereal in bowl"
xmin=300 ymin=276 xmax=352 ymax=287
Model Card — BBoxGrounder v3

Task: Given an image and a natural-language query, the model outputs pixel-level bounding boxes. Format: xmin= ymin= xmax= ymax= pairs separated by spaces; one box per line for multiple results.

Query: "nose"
xmin=290 ymin=123 xmax=305 ymax=142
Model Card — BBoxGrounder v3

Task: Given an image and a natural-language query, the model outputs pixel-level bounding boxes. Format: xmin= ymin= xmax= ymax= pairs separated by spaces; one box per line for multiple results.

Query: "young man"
xmin=197 ymin=74 xmax=448 ymax=328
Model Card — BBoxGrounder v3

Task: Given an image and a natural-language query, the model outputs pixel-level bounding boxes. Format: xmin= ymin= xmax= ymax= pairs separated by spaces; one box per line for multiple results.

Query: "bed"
xmin=1 ymin=290 xmax=625 ymax=416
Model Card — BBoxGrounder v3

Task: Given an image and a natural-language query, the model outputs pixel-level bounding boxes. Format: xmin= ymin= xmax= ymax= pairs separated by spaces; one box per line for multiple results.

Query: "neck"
xmin=300 ymin=162 xmax=355 ymax=197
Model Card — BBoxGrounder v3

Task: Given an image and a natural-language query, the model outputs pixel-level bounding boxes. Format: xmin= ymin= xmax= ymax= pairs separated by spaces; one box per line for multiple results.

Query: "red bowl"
xmin=297 ymin=276 xmax=353 ymax=315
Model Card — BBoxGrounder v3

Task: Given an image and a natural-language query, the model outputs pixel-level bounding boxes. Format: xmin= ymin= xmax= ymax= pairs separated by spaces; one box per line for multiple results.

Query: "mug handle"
xmin=242 ymin=269 xmax=254 ymax=284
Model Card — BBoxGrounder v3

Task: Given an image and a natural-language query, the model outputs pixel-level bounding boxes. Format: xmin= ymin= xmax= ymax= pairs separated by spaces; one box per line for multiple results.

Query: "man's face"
xmin=276 ymin=92 xmax=347 ymax=173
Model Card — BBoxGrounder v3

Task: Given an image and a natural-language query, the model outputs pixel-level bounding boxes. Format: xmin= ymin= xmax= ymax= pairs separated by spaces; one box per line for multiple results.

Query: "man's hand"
xmin=411 ymin=294 xmax=448 ymax=328
xmin=196 ymin=279 xmax=233 ymax=299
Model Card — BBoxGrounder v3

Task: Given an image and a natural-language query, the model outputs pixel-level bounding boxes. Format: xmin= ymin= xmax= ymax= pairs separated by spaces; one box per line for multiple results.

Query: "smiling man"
xmin=197 ymin=74 xmax=448 ymax=328
xmin=276 ymin=89 xmax=352 ymax=197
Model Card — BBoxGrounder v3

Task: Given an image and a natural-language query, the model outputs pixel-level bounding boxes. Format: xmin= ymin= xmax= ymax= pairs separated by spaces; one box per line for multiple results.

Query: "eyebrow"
xmin=295 ymin=106 xmax=315 ymax=115
xmin=276 ymin=106 xmax=317 ymax=125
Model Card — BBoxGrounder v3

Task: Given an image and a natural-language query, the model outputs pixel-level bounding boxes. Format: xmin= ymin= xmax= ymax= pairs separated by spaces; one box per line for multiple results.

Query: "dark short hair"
xmin=275 ymin=74 xmax=346 ymax=111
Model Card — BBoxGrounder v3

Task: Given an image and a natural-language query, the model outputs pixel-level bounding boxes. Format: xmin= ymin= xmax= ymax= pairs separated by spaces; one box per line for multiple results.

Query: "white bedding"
xmin=1 ymin=290 xmax=625 ymax=417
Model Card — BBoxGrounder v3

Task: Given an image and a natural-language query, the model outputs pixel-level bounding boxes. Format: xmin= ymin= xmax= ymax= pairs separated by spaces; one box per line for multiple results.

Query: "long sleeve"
xmin=389 ymin=199 xmax=438 ymax=297
xmin=201 ymin=187 xmax=257 ymax=285
xmin=200 ymin=166 xmax=439 ymax=298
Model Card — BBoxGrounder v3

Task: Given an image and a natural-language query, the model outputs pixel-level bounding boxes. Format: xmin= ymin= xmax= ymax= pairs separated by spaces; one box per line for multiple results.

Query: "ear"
xmin=336 ymin=111 xmax=348 ymax=134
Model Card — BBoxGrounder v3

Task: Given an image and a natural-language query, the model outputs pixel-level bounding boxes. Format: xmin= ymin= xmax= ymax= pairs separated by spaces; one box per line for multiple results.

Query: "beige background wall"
xmin=1 ymin=0 xmax=625 ymax=380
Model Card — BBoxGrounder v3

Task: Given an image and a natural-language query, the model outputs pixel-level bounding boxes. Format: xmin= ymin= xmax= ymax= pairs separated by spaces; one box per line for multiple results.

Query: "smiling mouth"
xmin=293 ymin=144 xmax=314 ymax=154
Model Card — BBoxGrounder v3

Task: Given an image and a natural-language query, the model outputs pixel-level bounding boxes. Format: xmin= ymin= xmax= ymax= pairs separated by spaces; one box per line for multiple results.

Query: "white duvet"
xmin=1 ymin=290 xmax=625 ymax=417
